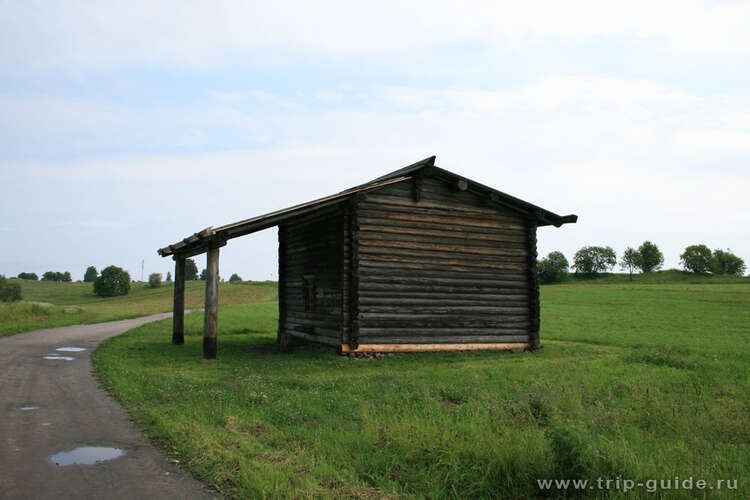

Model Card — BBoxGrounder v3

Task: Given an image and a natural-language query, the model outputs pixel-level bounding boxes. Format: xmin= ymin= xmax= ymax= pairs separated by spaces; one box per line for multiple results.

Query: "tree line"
xmin=538 ymin=242 xmax=747 ymax=284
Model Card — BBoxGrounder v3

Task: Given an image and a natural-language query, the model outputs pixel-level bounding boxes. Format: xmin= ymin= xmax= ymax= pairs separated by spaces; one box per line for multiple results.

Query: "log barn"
xmin=158 ymin=156 xmax=576 ymax=358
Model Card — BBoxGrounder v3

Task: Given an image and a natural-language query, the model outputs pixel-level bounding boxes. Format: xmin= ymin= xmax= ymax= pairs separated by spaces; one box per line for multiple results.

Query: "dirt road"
xmin=0 ymin=314 xmax=215 ymax=499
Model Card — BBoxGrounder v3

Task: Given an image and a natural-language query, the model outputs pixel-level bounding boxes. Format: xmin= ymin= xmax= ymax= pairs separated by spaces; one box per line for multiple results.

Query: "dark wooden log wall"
xmin=355 ymin=177 xmax=532 ymax=345
xmin=279 ymin=205 xmax=344 ymax=346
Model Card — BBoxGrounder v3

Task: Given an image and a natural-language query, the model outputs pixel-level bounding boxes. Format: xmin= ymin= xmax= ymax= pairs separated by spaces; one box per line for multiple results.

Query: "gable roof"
xmin=157 ymin=155 xmax=577 ymax=258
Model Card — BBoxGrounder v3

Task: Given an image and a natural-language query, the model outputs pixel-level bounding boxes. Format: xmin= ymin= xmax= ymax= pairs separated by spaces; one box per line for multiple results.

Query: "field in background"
xmin=567 ymin=269 xmax=749 ymax=285
xmin=0 ymin=280 xmax=277 ymax=337
xmin=93 ymin=280 xmax=750 ymax=498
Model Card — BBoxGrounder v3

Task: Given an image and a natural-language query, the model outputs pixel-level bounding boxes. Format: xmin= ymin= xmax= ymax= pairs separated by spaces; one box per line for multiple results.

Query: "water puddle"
xmin=19 ymin=405 xmax=40 ymax=411
xmin=43 ymin=355 xmax=75 ymax=361
xmin=56 ymin=347 xmax=87 ymax=352
xmin=50 ymin=446 xmax=125 ymax=466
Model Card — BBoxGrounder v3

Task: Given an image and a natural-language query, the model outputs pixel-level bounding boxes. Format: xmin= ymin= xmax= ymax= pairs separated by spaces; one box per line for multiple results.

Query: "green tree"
xmin=635 ymin=241 xmax=663 ymax=273
xmin=0 ymin=275 xmax=22 ymax=302
xmin=572 ymin=246 xmax=616 ymax=275
xmin=711 ymin=249 xmax=746 ymax=276
xmin=61 ymin=271 xmax=72 ymax=282
xmin=619 ymin=247 xmax=640 ymax=280
xmin=229 ymin=273 xmax=242 ymax=283
xmin=166 ymin=271 xmax=172 ymax=282
xmin=185 ymin=258 xmax=198 ymax=280
xmin=537 ymin=252 xmax=569 ymax=284
xmin=83 ymin=266 xmax=98 ymax=282
xmin=41 ymin=271 xmax=57 ymax=281
xmin=17 ymin=272 xmax=38 ymax=280
xmin=680 ymin=244 xmax=712 ymax=274
xmin=94 ymin=265 xmax=131 ymax=297
xmin=148 ymin=272 xmax=162 ymax=288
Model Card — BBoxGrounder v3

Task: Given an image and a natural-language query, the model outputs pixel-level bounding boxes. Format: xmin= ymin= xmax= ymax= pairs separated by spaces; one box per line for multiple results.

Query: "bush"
xmin=680 ymin=244 xmax=712 ymax=274
xmin=148 ymin=273 xmax=162 ymax=288
xmin=229 ymin=273 xmax=242 ymax=283
xmin=41 ymin=271 xmax=72 ymax=282
xmin=0 ymin=275 xmax=22 ymax=302
xmin=83 ymin=266 xmax=98 ymax=282
xmin=711 ymin=249 xmax=746 ymax=276
xmin=94 ymin=266 xmax=131 ymax=297
xmin=185 ymin=258 xmax=199 ymax=280
xmin=537 ymin=252 xmax=568 ymax=284
xmin=573 ymin=246 xmax=616 ymax=275
xmin=635 ymin=241 xmax=663 ymax=273
xmin=17 ymin=272 xmax=38 ymax=280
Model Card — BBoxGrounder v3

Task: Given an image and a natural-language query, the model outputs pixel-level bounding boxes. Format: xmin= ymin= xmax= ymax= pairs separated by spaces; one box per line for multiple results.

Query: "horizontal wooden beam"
xmin=340 ymin=342 xmax=531 ymax=353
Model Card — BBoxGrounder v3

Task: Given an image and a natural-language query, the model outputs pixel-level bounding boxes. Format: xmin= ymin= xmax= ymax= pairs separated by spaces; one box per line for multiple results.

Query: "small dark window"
xmin=303 ymin=275 xmax=316 ymax=312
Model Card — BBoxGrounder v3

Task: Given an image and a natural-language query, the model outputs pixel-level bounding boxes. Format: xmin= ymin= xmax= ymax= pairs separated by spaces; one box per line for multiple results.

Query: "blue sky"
xmin=2 ymin=1 xmax=749 ymax=280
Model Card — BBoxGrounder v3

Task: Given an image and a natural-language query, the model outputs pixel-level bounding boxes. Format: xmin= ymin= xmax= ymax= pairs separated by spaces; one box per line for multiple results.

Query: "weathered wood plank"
xmin=172 ymin=256 xmax=185 ymax=345
xmin=287 ymin=329 xmax=341 ymax=346
xmin=341 ymin=342 xmax=530 ymax=352
xmin=203 ymin=246 xmax=219 ymax=359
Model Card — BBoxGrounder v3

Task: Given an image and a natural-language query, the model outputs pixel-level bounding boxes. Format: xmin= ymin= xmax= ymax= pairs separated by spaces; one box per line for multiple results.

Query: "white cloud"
xmin=3 ymin=72 xmax=749 ymax=275
xmin=3 ymin=1 xmax=750 ymax=71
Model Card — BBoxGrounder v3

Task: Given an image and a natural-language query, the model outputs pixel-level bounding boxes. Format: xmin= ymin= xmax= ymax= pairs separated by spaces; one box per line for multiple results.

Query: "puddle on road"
xmin=42 ymin=355 xmax=75 ymax=361
xmin=50 ymin=446 xmax=125 ymax=466
xmin=56 ymin=347 xmax=87 ymax=352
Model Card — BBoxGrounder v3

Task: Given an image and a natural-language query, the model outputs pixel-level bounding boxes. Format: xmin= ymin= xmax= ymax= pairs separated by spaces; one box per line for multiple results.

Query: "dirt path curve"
xmin=0 ymin=314 xmax=215 ymax=500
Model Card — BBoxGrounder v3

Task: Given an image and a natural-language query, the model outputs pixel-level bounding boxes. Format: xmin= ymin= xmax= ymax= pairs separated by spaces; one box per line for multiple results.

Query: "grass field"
xmin=0 ymin=280 xmax=277 ymax=337
xmin=92 ymin=279 xmax=750 ymax=498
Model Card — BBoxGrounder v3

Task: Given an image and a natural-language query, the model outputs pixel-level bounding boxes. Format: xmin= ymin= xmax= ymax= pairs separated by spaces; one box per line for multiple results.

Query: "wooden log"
xmin=358 ymin=334 xmax=530 ymax=343
xmin=364 ymin=193 xmax=499 ymax=216
xmin=358 ymin=253 xmax=525 ymax=272
xmin=359 ymin=199 xmax=525 ymax=226
xmin=527 ymin=222 xmax=540 ymax=350
xmin=358 ymin=327 xmax=529 ymax=336
xmin=359 ymin=295 xmax=528 ymax=305
xmin=358 ymin=229 xmax=528 ymax=249
xmin=357 ymin=216 xmax=525 ymax=238
xmin=171 ymin=256 xmax=185 ymax=345
xmin=358 ymin=241 xmax=528 ymax=260
xmin=341 ymin=342 xmax=530 ymax=353
xmin=203 ymin=245 xmax=220 ymax=359
xmin=359 ymin=306 xmax=529 ymax=317
xmin=358 ymin=207 xmax=526 ymax=231
xmin=350 ymin=199 xmax=360 ymax=349
xmin=358 ymin=282 xmax=528 ymax=294
xmin=287 ymin=329 xmax=341 ymax=347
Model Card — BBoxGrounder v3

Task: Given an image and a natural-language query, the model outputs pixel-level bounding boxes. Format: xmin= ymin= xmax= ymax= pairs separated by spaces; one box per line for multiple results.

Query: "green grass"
xmin=93 ymin=281 xmax=750 ymax=498
xmin=0 ymin=280 xmax=277 ymax=337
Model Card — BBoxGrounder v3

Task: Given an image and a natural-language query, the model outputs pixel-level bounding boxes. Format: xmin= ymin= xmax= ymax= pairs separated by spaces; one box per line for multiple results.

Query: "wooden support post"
xmin=172 ymin=256 xmax=185 ymax=345
xmin=203 ymin=246 xmax=220 ymax=359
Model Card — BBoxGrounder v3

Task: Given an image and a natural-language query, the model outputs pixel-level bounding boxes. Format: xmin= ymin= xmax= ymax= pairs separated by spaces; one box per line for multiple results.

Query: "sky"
xmin=2 ymin=1 xmax=749 ymax=281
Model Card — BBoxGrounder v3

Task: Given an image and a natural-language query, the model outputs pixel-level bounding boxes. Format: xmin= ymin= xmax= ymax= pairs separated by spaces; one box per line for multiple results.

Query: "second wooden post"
xmin=203 ymin=246 xmax=220 ymax=359
xmin=172 ymin=256 xmax=186 ymax=345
